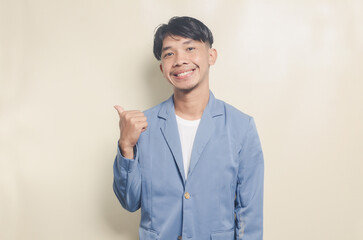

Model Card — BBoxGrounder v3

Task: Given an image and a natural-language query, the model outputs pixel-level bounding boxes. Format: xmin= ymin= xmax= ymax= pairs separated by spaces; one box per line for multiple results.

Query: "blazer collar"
xmin=158 ymin=91 xmax=224 ymax=184
xmin=157 ymin=91 xmax=224 ymax=120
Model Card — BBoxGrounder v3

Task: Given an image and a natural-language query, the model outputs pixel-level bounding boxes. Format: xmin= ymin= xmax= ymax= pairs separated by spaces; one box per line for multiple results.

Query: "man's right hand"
xmin=114 ymin=105 xmax=148 ymax=159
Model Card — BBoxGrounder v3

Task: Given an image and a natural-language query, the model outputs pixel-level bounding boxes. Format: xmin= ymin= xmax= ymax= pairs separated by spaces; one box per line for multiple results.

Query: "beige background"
xmin=1 ymin=0 xmax=363 ymax=239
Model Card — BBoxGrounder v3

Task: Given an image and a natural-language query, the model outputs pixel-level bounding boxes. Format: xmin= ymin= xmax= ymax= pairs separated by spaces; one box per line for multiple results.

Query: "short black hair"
xmin=153 ymin=16 xmax=214 ymax=60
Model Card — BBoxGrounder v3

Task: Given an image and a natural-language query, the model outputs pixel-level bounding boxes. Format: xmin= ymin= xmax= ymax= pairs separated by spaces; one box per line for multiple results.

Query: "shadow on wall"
xmin=104 ymin=201 xmax=141 ymax=238
xmin=143 ymin=56 xmax=173 ymax=108
xmin=99 ymin=143 xmax=140 ymax=238
xmin=101 ymin=56 xmax=172 ymax=238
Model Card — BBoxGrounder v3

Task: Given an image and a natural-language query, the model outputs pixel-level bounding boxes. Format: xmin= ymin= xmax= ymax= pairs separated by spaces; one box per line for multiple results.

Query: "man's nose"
xmin=173 ymin=52 xmax=188 ymax=67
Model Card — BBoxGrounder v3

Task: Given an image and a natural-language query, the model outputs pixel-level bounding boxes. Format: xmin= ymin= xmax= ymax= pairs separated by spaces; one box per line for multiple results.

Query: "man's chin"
xmin=175 ymin=85 xmax=198 ymax=93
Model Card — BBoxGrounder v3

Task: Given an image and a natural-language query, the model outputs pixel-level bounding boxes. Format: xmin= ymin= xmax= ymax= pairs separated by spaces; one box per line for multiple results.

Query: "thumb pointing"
xmin=114 ymin=105 xmax=124 ymax=116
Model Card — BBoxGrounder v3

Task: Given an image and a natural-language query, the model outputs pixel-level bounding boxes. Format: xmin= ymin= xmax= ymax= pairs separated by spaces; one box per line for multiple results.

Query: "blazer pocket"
xmin=210 ymin=229 xmax=235 ymax=240
xmin=139 ymin=227 xmax=159 ymax=240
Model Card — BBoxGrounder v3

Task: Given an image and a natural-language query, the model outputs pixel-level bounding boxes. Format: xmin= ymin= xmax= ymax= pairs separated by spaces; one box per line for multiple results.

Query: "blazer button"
xmin=178 ymin=236 xmax=182 ymax=240
xmin=184 ymin=192 xmax=190 ymax=199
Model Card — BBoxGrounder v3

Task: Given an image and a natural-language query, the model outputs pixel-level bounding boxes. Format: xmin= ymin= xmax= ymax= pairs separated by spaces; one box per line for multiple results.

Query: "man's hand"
xmin=114 ymin=105 xmax=148 ymax=159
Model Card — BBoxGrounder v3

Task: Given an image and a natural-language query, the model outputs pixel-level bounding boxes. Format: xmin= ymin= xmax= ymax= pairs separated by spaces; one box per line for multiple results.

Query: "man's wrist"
xmin=119 ymin=142 xmax=134 ymax=159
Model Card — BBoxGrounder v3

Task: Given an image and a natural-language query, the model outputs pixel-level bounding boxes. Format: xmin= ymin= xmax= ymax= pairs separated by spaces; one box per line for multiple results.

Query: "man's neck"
xmin=173 ymin=88 xmax=209 ymax=120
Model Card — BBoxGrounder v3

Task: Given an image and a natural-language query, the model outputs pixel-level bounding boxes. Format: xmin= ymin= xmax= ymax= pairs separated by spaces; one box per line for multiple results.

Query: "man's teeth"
xmin=176 ymin=70 xmax=193 ymax=77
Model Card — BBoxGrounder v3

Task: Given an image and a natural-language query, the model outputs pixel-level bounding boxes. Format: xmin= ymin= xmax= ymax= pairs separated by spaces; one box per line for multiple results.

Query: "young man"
xmin=113 ymin=16 xmax=264 ymax=240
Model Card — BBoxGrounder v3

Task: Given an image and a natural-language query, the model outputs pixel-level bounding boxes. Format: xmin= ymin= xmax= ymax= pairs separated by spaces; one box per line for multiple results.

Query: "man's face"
xmin=159 ymin=35 xmax=217 ymax=93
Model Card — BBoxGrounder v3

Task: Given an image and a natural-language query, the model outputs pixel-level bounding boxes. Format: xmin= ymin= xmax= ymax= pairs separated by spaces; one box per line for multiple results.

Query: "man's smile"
xmin=171 ymin=68 xmax=196 ymax=79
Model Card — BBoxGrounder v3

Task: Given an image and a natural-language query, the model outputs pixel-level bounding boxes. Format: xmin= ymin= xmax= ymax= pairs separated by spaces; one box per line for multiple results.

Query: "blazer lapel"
xmin=188 ymin=110 xmax=214 ymax=176
xmin=157 ymin=92 xmax=224 ymax=182
xmin=188 ymin=92 xmax=224 ymax=178
xmin=158 ymin=96 xmax=186 ymax=184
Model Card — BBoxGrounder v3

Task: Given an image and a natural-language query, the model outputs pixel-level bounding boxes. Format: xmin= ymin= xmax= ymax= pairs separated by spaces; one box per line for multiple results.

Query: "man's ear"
xmin=208 ymin=48 xmax=217 ymax=65
xmin=159 ymin=63 xmax=164 ymax=73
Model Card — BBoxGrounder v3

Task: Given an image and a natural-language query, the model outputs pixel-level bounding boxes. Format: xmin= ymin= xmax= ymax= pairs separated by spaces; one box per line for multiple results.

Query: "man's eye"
xmin=187 ymin=47 xmax=195 ymax=51
xmin=163 ymin=52 xmax=173 ymax=58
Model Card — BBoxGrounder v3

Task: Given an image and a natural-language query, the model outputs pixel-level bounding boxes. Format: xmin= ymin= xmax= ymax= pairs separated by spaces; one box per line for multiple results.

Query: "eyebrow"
xmin=161 ymin=39 xmax=194 ymax=52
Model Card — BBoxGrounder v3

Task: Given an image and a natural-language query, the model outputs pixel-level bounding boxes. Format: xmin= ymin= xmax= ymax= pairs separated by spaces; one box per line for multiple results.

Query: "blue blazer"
xmin=113 ymin=92 xmax=264 ymax=240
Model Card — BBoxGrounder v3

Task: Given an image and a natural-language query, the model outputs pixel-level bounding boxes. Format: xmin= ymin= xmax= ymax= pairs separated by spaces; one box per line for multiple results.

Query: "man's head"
xmin=153 ymin=16 xmax=214 ymax=61
xmin=154 ymin=16 xmax=217 ymax=93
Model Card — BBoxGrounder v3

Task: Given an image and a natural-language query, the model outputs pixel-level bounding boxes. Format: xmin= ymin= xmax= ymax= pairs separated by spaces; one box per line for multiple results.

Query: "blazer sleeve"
xmin=235 ymin=117 xmax=264 ymax=240
xmin=113 ymin=142 xmax=141 ymax=212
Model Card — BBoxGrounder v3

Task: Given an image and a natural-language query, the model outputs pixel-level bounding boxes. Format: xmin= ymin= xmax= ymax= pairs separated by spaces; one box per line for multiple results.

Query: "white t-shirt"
xmin=176 ymin=115 xmax=200 ymax=180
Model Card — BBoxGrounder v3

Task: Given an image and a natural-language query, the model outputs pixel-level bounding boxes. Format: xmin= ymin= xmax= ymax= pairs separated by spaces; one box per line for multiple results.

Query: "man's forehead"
xmin=161 ymin=35 xmax=205 ymax=51
xmin=163 ymin=35 xmax=194 ymax=44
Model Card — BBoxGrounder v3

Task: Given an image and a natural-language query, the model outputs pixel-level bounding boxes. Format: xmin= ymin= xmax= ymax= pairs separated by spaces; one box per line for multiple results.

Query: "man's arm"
xmin=113 ymin=143 xmax=141 ymax=212
xmin=112 ymin=106 xmax=147 ymax=212
xmin=235 ymin=117 xmax=264 ymax=239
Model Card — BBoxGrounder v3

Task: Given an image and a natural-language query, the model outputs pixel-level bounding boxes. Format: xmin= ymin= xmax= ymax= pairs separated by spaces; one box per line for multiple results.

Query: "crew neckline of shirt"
xmin=175 ymin=114 xmax=201 ymax=126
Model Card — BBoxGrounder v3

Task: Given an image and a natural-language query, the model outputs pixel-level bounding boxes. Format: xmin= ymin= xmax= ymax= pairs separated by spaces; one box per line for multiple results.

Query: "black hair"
xmin=153 ymin=16 xmax=214 ymax=60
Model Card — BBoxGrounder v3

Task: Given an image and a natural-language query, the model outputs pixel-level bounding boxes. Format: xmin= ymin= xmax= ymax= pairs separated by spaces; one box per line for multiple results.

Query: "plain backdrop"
xmin=1 ymin=0 xmax=362 ymax=239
